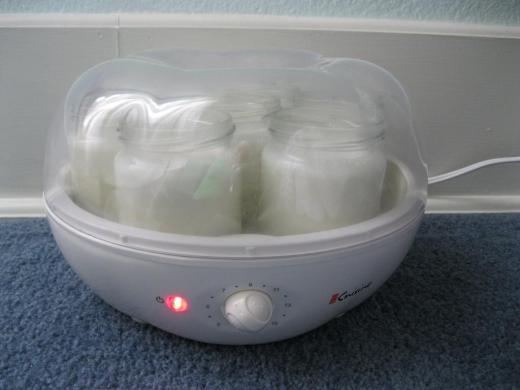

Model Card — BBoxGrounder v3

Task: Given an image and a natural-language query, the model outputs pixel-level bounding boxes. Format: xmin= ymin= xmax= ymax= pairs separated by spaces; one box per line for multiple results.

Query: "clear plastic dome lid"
xmin=77 ymin=93 xmax=233 ymax=148
xmin=212 ymin=91 xmax=281 ymax=121
xmin=44 ymin=49 xmax=427 ymax=253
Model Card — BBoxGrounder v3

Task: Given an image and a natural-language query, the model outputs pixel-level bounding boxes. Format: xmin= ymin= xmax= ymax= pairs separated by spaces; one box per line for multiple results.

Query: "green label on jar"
xmin=192 ymin=159 xmax=228 ymax=200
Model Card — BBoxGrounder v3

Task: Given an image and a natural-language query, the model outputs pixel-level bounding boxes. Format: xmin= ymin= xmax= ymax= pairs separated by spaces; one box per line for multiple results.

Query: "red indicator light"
xmin=165 ymin=295 xmax=189 ymax=313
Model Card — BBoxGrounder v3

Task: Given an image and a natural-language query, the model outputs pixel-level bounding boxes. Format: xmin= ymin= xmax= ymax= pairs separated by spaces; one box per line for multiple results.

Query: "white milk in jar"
xmin=70 ymin=94 xmax=154 ymax=219
xmin=213 ymin=92 xmax=280 ymax=231
xmin=259 ymin=105 xmax=386 ymax=235
xmin=112 ymin=106 xmax=241 ymax=236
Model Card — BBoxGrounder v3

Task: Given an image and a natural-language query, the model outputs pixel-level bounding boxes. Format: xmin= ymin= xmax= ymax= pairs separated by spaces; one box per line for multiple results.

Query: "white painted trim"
xmin=0 ymin=13 xmax=118 ymax=28
xmin=427 ymin=196 xmax=520 ymax=214
xmin=0 ymin=198 xmax=45 ymax=218
xmin=0 ymin=13 xmax=519 ymax=39
xmin=2 ymin=195 xmax=519 ymax=218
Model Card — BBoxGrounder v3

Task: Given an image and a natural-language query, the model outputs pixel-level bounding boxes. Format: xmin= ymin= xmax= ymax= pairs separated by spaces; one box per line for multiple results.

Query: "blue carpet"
xmin=1 ymin=215 xmax=519 ymax=389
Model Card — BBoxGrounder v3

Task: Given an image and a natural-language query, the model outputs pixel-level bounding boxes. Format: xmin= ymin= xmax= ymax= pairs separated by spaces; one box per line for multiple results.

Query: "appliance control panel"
xmin=203 ymin=283 xmax=293 ymax=332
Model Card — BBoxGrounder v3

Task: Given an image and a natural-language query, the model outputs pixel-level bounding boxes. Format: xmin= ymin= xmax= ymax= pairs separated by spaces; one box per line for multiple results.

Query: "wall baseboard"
xmin=427 ymin=196 xmax=520 ymax=214
xmin=0 ymin=198 xmax=45 ymax=218
xmin=1 ymin=195 xmax=519 ymax=218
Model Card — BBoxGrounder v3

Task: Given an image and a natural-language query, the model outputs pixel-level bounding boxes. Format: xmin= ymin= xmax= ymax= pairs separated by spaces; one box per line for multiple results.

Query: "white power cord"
xmin=428 ymin=156 xmax=520 ymax=185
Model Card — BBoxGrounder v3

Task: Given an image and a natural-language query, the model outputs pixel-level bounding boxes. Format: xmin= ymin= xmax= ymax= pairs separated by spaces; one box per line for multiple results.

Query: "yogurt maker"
xmin=44 ymin=49 xmax=427 ymax=344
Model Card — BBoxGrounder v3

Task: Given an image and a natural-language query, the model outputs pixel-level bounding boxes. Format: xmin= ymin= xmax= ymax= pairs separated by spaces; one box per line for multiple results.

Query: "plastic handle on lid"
xmin=224 ymin=290 xmax=273 ymax=332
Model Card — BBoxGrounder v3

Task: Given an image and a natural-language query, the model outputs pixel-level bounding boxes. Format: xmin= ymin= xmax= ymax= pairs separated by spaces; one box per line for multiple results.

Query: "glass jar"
xmin=258 ymin=105 xmax=387 ymax=235
xmin=111 ymin=105 xmax=241 ymax=236
xmin=214 ymin=92 xmax=281 ymax=232
xmin=69 ymin=94 xmax=150 ymax=220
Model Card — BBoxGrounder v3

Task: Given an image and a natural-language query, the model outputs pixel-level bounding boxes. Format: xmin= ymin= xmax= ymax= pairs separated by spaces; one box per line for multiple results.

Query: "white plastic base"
xmin=46 ymin=200 xmax=422 ymax=345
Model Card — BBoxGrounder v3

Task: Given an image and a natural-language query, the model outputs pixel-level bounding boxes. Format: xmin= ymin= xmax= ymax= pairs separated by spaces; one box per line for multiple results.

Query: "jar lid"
xmin=213 ymin=91 xmax=281 ymax=120
xmin=269 ymin=103 xmax=384 ymax=147
xmin=77 ymin=93 xmax=234 ymax=150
